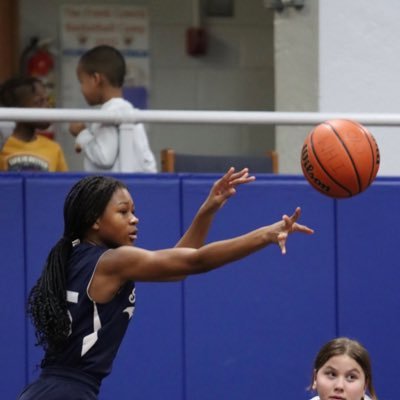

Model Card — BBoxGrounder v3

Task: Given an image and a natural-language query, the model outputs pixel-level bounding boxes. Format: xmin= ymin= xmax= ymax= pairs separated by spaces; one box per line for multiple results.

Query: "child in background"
xmin=0 ymin=77 xmax=68 ymax=172
xmin=309 ymin=337 xmax=377 ymax=400
xmin=69 ymin=45 xmax=157 ymax=173
xmin=0 ymin=121 xmax=15 ymax=150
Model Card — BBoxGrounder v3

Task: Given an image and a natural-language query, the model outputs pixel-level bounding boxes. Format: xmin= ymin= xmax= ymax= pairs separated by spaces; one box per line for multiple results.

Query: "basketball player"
xmin=18 ymin=167 xmax=313 ymax=399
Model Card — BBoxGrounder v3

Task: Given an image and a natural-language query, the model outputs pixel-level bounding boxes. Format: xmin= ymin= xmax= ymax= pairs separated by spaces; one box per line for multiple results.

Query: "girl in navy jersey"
xmin=19 ymin=168 xmax=313 ymax=399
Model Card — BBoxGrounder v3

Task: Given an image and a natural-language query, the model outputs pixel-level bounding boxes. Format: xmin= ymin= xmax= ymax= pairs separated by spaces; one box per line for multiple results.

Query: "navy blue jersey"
xmin=42 ymin=242 xmax=136 ymax=382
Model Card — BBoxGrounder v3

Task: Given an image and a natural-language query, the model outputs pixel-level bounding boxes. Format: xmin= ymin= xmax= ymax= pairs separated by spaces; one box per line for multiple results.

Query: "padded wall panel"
xmin=0 ymin=176 xmax=26 ymax=399
xmin=182 ymin=176 xmax=336 ymax=400
xmin=337 ymin=179 xmax=400 ymax=400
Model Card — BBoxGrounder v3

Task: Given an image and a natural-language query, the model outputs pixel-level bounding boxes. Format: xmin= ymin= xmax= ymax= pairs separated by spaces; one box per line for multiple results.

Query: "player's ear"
xmin=92 ymin=219 xmax=100 ymax=231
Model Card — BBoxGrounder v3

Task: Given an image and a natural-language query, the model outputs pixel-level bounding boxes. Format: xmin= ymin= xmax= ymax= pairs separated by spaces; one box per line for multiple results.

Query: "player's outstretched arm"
xmin=176 ymin=167 xmax=255 ymax=248
xmin=100 ymin=207 xmax=313 ymax=282
xmin=90 ymin=207 xmax=314 ymax=300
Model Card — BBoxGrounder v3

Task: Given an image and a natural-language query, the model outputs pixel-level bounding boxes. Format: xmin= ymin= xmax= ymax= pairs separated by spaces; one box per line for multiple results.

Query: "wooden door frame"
xmin=0 ymin=0 xmax=19 ymax=81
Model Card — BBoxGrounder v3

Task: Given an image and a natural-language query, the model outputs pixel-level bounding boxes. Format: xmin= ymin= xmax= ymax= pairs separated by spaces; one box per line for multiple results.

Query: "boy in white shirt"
xmin=69 ymin=45 xmax=157 ymax=173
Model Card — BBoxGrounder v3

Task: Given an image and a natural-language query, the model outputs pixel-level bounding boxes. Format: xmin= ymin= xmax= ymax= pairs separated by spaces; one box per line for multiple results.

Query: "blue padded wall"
xmin=2 ymin=173 xmax=398 ymax=400
xmin=336 ymin=178 xmax=400 ymax=400
xmin=0 ymin=176 xmax=26 ymax=399
xmin=182 ymin=175 xmax=336 ymax=400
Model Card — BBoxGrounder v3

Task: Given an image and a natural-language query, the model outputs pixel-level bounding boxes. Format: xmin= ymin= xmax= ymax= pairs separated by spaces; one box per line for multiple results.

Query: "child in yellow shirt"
xmin=0 ymin=77 xmax=68 ymax=172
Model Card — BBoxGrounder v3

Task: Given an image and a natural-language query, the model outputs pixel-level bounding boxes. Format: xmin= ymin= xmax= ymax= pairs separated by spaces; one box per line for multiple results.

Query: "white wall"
xmin=19 ymin=0 xmax=275 ymax=171
xmin=274 ymin=0 xmax=319 ymax=174
xmin=275 ymin=0 xmax=400 ymax=175
xmin=319 ymin=0 xmax=400 ymax=176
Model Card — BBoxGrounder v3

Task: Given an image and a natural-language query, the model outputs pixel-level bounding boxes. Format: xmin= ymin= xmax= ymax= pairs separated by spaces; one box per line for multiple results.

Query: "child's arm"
xmin=72 ymin=123 xmax=119 ymax=169
xmin=69 ymin=122 xmax=86 ymax=137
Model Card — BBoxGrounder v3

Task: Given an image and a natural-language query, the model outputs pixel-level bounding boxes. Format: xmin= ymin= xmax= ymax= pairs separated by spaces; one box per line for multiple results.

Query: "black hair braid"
xmin=28 ymin=238 xmax=72 ymax=351
xmin=27 ymin=175 xmax=127 ymax=352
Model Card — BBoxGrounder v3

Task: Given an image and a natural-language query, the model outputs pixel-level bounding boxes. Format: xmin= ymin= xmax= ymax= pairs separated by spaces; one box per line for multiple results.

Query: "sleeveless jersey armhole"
xmin=86 ymin=248 xmax=112 ymax=303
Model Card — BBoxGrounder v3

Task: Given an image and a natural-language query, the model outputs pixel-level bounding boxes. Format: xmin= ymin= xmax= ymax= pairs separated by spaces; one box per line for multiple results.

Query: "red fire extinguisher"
xmin=23 ymin=37 xmax=57 ymax=139
xmin=27 ymin=47 xmax=54 ymax=77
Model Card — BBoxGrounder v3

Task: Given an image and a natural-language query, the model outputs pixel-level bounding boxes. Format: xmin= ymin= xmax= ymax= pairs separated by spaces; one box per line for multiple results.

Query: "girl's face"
xmin=93 ymin=188 xmax=139 ymax=248
xmin=313 ymin=354 xmax=366 ymax=400
xmin=76 ymin=64 xmax=102 ymax=106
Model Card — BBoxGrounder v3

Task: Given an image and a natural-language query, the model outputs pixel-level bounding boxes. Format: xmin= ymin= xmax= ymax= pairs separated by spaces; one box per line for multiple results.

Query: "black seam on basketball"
xmin=325 ymin=122 xmax=361 ymax=194
xmin=310 ymin=128 xmax=352 ymax=196
xmin=347 ymin=120 xmax=375 ymax=187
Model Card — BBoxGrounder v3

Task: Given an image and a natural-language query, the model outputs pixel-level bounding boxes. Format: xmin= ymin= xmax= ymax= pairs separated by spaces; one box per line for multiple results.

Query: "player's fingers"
xmin=293 ymin=222 xmax=314 ymax=234
xmin=289 ymin=207 xmax=301 ymax=222
xmin=218 ymin=167 xmax=235 ymax=186
xmin=230 ymin=169 xmax=249 ymax=182
xmin=278 ymin=232 xmax=287 ymax=254
xmin=230 ymin=167 xmax=248 ymax=178
xmin=231 ymin=175 xmax=255 ymax=187
xmin=282 ymin=214 xmax=292 ymax=229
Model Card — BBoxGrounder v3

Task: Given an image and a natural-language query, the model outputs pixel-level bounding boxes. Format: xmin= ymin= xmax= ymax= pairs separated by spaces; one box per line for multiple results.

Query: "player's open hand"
xmin=270 ymin=207 xmax=314 ymax=254
xmin=203 ymin=167 xmax=255 ymax=213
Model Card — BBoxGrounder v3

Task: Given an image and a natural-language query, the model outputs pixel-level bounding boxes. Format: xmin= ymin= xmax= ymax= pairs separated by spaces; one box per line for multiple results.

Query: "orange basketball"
xmin=301 ymin=119 xmax=380 ymax=198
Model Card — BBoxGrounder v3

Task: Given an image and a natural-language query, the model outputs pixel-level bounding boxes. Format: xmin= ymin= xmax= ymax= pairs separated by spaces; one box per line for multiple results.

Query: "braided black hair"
xmin=28 ymin=175 xmax=127 ymax=353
